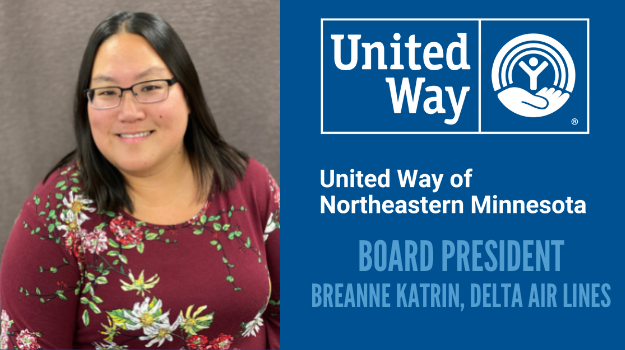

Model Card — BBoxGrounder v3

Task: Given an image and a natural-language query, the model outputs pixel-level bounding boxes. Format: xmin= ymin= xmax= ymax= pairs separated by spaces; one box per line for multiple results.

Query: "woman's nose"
xmin=117 ymin=90 xmax=146 ymax=122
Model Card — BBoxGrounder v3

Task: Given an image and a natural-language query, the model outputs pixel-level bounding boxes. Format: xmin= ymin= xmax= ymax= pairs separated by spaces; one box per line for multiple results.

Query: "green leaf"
xmin=107 ymin=250 xmax=120 ymax=256
xmin=227 ymin=264 xmax=235 ymax=268
xmin=165 ymin=239 xmax=170 ymax=243
xmin=82 ymin=282 xmax=92 ymax=294
xmin=58 ymin=294 xmax=68 ymax=301
xmin=50 ymin=267 xmax=57 ymax=273
xmin=38 ymin=211 xmax=46 ymax=217
xmin=226 ymin=275 xmax=234 ymax=282
xmin=47 ymin=224 xmax=55 ymax=233
xmin=25 ymin=289 xmax=29 ymax=296
xmin=112 ymin=260 xmax=119 ymax=265
xmin=213 ymin=223 xmax=222 ymax=231
xmin=223 ymin=224 xmax=231 ymax=231
xmin=89 ymin=301 xmax=101 ymax=314
xmin=96 ymin=276 xmax=108 ymax=285
xmin=228 ymin=232 xmax=235 ymax=240
xmin=234 ymin=287 xmax=242 ymax=291
xmin=36 ymin=287 xmax=41 ymax=295
xmin=87 ymin=273 xmax=96 ymax=281
xmin=108 ymin=239 xmax=119 ymax=248
xmin=217 ymin=244 xmax=222 ymax=251
xmin=48 ymin=210 xmax=56 ymax=218
xmin=105 ymin=211 xmax=116 ymax=218
xmin=35 ymin=227 xmax=40 ymax=233
xmin=121 ymin=244 xmax=136 ymax=249
xmin=222 ymin=257 xmax=228 ymax=263
xmin=258 ymin=257 xmax=262 ymax=263
xmin=63 ymin=257 xmax=69 ymax=264
xmin=71 ymin=172 xmax=79 ymax=176
xmin=200 ymin=214 xmax=207 ymax=224
xmin=245 ymin=237 xmax=251 ymax=248
xmin=193 ymin=229 xmax=204 ymax=235
xmin=71 ymin=177 xmax=80 ymax=183
xmin=55 ymin=193 xmax=63 ymax=200
xmin=92 ymin=295 xmax=104 ymax=304
xmin=39 ymin=266 xmax=43 ymax=273
xmin=228 ymin=211 xmax=232 ymax=218
xmin=119 ymin=255 xmax=128 ymax=264
xmin=19 ymin=287 xmax=23 ymax=293
xmin=33 ymin=195 xmax=40 ymax=205
xmin=158 ymin=228 xmax=165 ymax=235
xmin=55 ymin=237 xmax=61 ymax=244
xmin=146 ymin=233 xmax=158 ymax=240
xmin=60 ymin=186 xmax=68 ymax=191
xmin=215 ymin=215 xmax=221 ymax=220
xmin=208 ymin=215 xmax=216 ymax=222
xmin=240 ymin=206 xmax=245 ymax=210
xmin=136 ymin=221 xmax=146 ymax=227
xmin=80 ymin=297 xmax=89 ymax=305
xmin=83 ymin=309 xmax=90 ymax=326
xmin=40 ymin=297 xmax=45 ymax=303
xmin=210 ymin=240 xmax=218 ymax=246
xmin=71 ymin=186 xmax=81 ymax=192
xmin=45 ymin=202 xmax=50 ymax=208
xmin=235 ymin=230 xmax=242 ymax=237
xmin=231 ymin=205 xmax=235 ymax=211
xmin=137 ymin=242 xmax=144 ymax=254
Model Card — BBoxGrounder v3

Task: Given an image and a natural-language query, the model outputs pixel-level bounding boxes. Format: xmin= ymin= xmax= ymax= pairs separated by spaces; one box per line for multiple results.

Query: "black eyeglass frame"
xmin=84 ymin=77 xmax=178 ymax=109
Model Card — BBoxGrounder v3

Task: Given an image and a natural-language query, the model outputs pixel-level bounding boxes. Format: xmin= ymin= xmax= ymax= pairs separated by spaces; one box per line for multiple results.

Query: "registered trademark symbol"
xmin=571 ymin=118 xmax=578 ymax=125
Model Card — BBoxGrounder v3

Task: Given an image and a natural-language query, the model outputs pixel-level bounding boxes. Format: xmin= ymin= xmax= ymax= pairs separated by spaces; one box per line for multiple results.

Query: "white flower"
xmin=63 ymin=191 xmax=95 ymax=219
xmin=93 ymin=340 xmax=128 ymax=349
xmin=264 ymin=213 xmax=276 ymax=241
xmin=123 ymin=297 xmax=170 ymax=331
xmin=242 ymin=312 xmax=264 ymax=337
xmin=58 ymin=210 xmax=83 ymax=235
xmin=139 ymin=314 xmax=183 ymax=347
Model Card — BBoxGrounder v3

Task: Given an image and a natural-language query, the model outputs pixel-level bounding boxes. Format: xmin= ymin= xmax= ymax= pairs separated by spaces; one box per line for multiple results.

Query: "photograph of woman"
xmin=0 ymin=4 xmax=279 ymax=350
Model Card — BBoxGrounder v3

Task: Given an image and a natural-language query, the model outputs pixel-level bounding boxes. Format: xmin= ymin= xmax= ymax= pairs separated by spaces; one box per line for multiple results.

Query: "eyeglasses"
xmin=84 ymin=77 xmax=178 ymax=110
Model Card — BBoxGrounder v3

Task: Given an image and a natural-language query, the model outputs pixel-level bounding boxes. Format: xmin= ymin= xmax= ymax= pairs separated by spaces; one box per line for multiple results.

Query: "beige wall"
xmin=0 ymin=1 xmax=280 ymax=262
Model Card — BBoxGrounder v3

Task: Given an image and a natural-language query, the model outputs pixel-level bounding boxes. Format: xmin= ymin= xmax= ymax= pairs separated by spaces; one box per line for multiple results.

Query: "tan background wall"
xmin=0 ymin=1 xmax=280 ymax=262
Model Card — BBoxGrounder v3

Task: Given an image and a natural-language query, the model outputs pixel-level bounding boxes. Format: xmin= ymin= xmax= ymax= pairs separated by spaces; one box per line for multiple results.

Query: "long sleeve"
xmin=263 ymin=172 xmax=280 ymax=349
xmin=1 ymin=192 xmax=82 ymax=349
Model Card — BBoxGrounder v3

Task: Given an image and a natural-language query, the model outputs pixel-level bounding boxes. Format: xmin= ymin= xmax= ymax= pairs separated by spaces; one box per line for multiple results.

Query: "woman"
xmin=0 ymin=12 xmax=280 ymax=349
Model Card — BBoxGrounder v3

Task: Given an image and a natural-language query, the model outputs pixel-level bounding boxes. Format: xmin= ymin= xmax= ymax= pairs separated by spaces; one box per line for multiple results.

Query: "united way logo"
xmin=492 ymin=34 xmax=575 ymax=118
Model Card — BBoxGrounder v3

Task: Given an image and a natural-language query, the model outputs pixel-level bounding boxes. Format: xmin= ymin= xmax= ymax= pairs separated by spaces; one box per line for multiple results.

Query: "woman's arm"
xmin=263 ymin=171 xmax=280 ymax=349
xmin=1 ymin=193 xmax=81 ymax=349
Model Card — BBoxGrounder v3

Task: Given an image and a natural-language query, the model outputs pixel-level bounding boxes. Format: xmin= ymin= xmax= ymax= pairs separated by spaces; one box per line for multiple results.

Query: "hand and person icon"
xmin=497 ymin=56 xmax=570 ymax=117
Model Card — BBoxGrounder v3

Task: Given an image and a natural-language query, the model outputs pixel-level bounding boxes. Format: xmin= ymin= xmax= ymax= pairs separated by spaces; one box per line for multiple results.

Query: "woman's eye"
xmin=142 ymin=85 xmax=162 ymax=92
xmin=97 ymin=90 xmax=117 ymax=96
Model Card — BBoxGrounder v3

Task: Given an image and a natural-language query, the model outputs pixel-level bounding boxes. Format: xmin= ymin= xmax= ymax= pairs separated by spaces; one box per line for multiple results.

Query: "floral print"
xmin=82 ymin=228 xmax=109 ymax=254
xmin=0 ymin=310 xmax=10 ymax=349
xmin=15 ymin=330 xmax=41 ymax=350
xmin=110 ymin=217 xmax=144 ymax=245
xmin=207 ymin=333 xmax=233 ymax=349
xmin=1 ymin=160 xmax=280 ymax=349
xmin=138 ymin=314 xmax=183 ymax=347
xmin=186 ymin=335 xmax=209 ymax=349
xmin=241 ymin=312 xmax=264 ymax=337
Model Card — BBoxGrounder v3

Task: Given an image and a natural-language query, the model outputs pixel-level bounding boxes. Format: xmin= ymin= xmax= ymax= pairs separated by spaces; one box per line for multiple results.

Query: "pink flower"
xmin=1 ymin=310 xmax=11 ymax=349
xmin=269 ymin=177 xmax=280 ymax=206
xmin=82 ymin=228 xmax=108 ymax=254
xmin=110 ymin=216 xmax=143 ymax=245
xmin=207 ymin=333 xmax=233 ymax=349
xmin=16 ymin=329 xmax=41 ymax=349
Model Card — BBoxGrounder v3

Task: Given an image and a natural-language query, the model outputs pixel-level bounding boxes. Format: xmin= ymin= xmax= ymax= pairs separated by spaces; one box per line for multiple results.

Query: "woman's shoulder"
xmin=19 ymin=162 xmax=89 ymax=224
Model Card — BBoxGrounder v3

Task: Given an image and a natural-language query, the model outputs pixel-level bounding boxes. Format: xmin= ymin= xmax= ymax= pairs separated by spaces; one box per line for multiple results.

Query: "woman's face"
xmin=88 ymin=33 xmax=190 ymax=177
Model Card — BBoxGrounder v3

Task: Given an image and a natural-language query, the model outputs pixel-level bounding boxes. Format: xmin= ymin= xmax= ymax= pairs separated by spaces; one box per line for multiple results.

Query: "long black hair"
xmin=47 ymin=11 xmax=248 ymax=213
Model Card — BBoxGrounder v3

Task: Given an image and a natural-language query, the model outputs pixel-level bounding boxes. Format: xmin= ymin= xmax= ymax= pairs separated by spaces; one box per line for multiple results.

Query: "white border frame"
xmin=320 ymin=18 xmax=590 ymax=134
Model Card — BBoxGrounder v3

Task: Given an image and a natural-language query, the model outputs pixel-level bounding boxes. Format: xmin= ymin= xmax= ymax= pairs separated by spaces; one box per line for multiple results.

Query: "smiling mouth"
xmin=117 ymin=131 xmax=154 ymax=138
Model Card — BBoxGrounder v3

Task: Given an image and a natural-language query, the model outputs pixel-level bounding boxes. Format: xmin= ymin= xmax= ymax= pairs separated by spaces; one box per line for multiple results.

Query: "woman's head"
xmin=53 ymin=11 xmax=248 ymax=212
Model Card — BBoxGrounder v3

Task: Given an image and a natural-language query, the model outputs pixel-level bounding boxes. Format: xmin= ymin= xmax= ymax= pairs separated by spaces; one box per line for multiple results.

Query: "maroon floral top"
xmin=0 ymin=158 xmax=280 ymax=349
